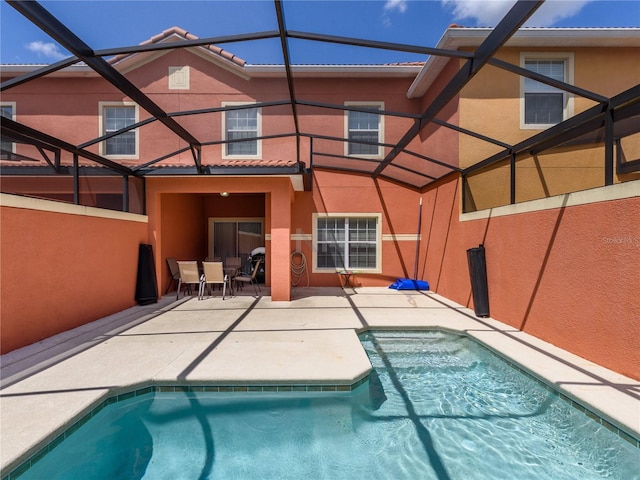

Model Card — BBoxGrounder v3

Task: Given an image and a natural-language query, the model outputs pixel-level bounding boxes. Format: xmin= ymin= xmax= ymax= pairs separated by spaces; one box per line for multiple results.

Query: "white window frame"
xmin=222 ymin=102 xmax=262 ymax=159
xmin=0 ymin=102 xmax=16 ymax=158
xmin=98 ymin=101 xmax=139 ymax=159
xmin=520 ymin=52 xmax=574 ymax=130
xmin=312 ymin=212 xmax=382 ymax=274
xmin=344 ymin=101 xmax=384 ymax=158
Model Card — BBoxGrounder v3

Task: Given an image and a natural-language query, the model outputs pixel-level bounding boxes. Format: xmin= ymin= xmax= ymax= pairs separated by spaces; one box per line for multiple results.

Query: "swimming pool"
xmin=12 ymin=331 xmax=640 ymax=479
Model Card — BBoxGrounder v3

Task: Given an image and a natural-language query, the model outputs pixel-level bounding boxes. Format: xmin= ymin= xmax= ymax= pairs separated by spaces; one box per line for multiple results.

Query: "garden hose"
xmin=290 ymin=251 xmax=309 ymax=287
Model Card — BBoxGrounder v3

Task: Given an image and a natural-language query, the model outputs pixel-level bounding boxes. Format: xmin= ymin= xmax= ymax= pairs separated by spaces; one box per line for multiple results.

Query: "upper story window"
xmin=99 ymin=102 xmax=138 ymax=158
xmin=345 ymin=102 xmax=384 ymax=157
xmin=521 ymin=53 xmax=574 ymax=129
xmin=313 ymin=213 xmax=381 ymax=273
xmin=1 ymin=103 xmax=16 ymax=159
xmin=223 ymin=103 xmax=261 ymax=158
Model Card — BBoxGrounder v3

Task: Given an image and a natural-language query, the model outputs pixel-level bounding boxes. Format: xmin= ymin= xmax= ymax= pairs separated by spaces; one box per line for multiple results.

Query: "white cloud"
xmin=384 ymin=0 xmax=408 ymax=13
xmin=441 ymin=0 xmax=593 ymax=27
xmin=382 ymin=0 xmax=408 ymax=28
xmin=25 ymin=41 xmax=67 ymax=60
xmin=527 ymin=0 xmax=593 ymax=27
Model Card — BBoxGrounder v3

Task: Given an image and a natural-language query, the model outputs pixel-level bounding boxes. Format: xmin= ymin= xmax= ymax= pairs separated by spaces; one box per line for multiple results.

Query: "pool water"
xmin=17 ymin=331 xmax=639 ymax=479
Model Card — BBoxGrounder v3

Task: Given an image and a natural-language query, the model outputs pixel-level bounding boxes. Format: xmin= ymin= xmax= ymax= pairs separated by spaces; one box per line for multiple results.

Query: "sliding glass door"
xmin=209 ymin=218 xmax=264 ymax=271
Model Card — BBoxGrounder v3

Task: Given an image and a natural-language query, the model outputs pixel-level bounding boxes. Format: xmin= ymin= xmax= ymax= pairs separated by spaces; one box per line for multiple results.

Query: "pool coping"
xmin=8 ymin=364 xmax=639 ymax=480
xmin=1 ymin=288 xmax=639 ymax=478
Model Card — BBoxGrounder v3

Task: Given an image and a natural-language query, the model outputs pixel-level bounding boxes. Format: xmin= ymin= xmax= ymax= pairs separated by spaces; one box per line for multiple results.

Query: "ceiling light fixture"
xmin=220 ymin=192 xmax=229 ymax=197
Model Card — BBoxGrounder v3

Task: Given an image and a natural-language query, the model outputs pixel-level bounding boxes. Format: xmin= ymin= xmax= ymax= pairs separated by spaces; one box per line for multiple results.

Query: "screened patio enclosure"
xmin=2 ymin=0 xmax=638 ymax=214
xmin=1 ymin=0 xmax=638 ymax=383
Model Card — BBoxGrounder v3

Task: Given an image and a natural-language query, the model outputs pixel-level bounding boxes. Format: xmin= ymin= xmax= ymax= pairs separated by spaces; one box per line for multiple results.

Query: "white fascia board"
xmin=1 ymin=62 xmax=421 ymax=80
xmin=112 ymin=35 xmax=250 ymax=80
xmin=406 ymin=27 xmax=640 ymax=99
xmin=406 ymin=55 xmax=451 ymax=99
xmin=1 ymin=35 xmax=250 ymax=80
xmin=0 ymin=64 xmax=95 ymax=77
xmin=446 ymin=27 xmax=640 ymax=48
xmin=245 ymin=64 xmax=423 ymax=78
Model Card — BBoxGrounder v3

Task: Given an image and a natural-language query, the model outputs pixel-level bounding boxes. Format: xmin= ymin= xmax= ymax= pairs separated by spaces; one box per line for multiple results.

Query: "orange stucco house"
xmin=1 ymin=24 xmax=639 ymax=380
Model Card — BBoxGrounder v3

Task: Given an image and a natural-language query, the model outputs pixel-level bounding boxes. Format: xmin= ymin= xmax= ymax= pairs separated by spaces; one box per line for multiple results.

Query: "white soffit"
xmin=407 ymin=27 xmax=640 ymax=99
xmin=244 ymin=64 xmax=423 ymax=78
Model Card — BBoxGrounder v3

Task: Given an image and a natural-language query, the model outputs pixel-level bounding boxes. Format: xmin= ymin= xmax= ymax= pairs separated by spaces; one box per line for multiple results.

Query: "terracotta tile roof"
xmin=0 ymin=158 xmax=301 ymax=171
xmin=212 ymin=159 xmax=298 ymax=168
xmin=385 ymin=61 xmax=425 ymax=66
xmin=0 ymin=159 xmax=45 ymax=167
xmin=159 ymin=159 xmax=300 ymax=169
xmin=109 ymin=26 xmax=246 ymax=67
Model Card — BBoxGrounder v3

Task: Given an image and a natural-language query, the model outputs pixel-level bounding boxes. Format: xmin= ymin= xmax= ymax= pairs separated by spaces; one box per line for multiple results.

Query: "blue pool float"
xmin=389 ymin=278 xmax=430 ymax=290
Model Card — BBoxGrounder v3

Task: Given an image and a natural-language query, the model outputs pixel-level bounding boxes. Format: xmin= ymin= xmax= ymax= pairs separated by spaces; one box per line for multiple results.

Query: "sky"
xmin=1 ymin=0 xmax=639 ymax=65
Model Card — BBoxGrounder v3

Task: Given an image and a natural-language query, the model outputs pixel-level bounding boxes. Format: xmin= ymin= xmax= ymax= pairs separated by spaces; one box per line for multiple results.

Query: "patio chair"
xmin=201 ymin=262 xmax=230 ymax=300
xmin=234 ymin=258 xmax=262 ymax=296
xmin=225 ymin=256 xmax=243 ymax=278
xmin=176 ymin=261 xmax=204 ymax=300
xmin=165 ymin=258 xmax=180 ymax=294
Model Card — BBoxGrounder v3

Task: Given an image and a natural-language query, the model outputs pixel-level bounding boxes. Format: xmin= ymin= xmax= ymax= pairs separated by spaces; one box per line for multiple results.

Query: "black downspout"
xmin=123 ymin=175 xmax=129 ymax=213
xmin=510 ymin=151 xmax=516 ymax=204
xmin=73 ymin=153 xmax=79 ymax=205
xmin=604 ymin=104 xmax=614 ymax=186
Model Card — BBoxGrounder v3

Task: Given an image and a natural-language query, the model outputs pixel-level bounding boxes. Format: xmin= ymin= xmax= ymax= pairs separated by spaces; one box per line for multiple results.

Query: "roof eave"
xmin=1 ymin=62 xmax=422 ymax=80
xmin=407 ymin=27 xmax=640 ymax=99
xmin=142 ymin=168 xmax=307 ymax=191
xmin=446 ymin=27 xmax=640 ymax=48
xmin=0 ymin=63 xmax=93 ymax=77
xmin=110 ymin=33 xmax=250 ymax=79
xmin=245 ymin=64 xmax=423 ymax=78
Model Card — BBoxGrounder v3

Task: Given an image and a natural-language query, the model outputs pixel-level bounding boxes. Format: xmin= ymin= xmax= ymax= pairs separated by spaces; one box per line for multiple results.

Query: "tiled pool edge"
xmin=469 ymin=337 xmax=640 ymax=449
xmin=1 ymin=378 xmax=369 ymax=480
xmin=463 ymin=329 xmax=640 ymax=447
xmin=360 ymin=327 xmax=640 ymax=448
xmin=361 ymin=326 xmax=640 ymax=447
xmin=5 ymin=334 xmax=639 ymax=480
xmin=3 ymin=308 xmax=638 ymax=480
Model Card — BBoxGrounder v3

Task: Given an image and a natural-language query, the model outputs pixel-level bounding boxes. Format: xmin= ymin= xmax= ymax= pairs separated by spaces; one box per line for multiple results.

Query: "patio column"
xmin=145 ymin=185 xmax=162 ymax=296
xmin=269 ymin=180 xmax=293 ymax=301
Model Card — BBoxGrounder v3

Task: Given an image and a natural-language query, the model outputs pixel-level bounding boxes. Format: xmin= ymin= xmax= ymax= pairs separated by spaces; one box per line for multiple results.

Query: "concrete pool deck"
xmin=1 ymin=287 xmax=639 ymax=476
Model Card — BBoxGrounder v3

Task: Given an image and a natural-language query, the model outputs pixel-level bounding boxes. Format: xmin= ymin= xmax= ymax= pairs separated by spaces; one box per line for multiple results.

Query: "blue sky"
xmin=1 ymin=0 xmax=638 ymax=65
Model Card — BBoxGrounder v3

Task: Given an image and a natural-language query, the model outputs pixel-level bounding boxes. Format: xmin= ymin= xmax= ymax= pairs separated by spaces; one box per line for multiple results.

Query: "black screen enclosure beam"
xmin=371 ymin=0 xmax=544 ymax=179
xmin=7 ymin=1 xmax=202 ymax=156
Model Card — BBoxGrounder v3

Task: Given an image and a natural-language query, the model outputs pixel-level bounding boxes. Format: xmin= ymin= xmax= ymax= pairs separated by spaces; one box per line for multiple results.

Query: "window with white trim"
xmin=224 ymin=103 xmax=261 ymax=157
xmin=521 ymin=53 xmax=573 ymax=128
xmin=345 ymin=102 xmax=383 ymax=157
xmin=1 ymin=103 xmax=16 ymax=159
xmin=100 ymin=102 xmax=138 ymax=157
xmin=314 ymin=214 xmax=381 ymax=271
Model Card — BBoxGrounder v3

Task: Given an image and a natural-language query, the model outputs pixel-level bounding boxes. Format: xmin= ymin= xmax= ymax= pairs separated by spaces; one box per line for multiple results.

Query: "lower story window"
xmin=315 ymin=215 xmax=380 ymax=270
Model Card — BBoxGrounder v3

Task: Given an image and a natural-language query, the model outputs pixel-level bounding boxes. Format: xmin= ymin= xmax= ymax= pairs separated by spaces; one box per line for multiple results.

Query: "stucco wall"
xmin=1 ymin=177 xmax=637 ymax=380
xmin=421 ymin=176 xmax=640 ymax=380
xmin=289 ymin=171 xmax=429 ymax=287
xmin=0 ymin=195 xmax=149 ymax=353
xmin=146 ymin=176 xmax=294 ymax=300
xmin=157 ymin=193 xmax=207 ymax=293
xmin=0 ymin=49 xmax=420 ymax=171
xmin=459 ymin=47 xmax=640 ymax=210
